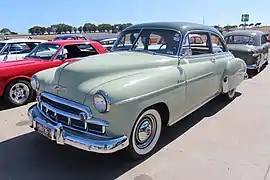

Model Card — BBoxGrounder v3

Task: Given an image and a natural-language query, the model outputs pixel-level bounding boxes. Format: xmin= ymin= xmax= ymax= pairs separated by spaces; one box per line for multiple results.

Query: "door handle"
xmin=210 ymin=58 xmax=215 ymax=62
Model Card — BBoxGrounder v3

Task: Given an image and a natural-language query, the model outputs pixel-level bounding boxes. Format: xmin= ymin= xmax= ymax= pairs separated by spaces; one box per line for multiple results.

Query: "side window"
xmin=261 ymin=35 xmax=267 ymax=45
xmin=182 ymin=32 xmax=211 ymax=56
xmin=56 ymin=43 xmax=98 ymax=59
xmin=1 ymin=44 xmax=10 ymax=55
xmin=210 ymin=34 xmax=227 ymax=53
xmin=10 ymin=43 xmax=32 ymax=54
xmin=115 ymin=30 xmax=141 ymax=51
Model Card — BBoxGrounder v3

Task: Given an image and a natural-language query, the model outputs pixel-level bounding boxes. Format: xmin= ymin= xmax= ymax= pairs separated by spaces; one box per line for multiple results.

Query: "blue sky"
xmin=1 ymin=0 xmax=269 ymax=33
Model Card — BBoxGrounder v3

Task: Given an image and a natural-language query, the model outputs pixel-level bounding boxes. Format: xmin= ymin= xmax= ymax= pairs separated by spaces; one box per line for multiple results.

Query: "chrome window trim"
xmin=179 ymin=29 xmax=228 ymax=56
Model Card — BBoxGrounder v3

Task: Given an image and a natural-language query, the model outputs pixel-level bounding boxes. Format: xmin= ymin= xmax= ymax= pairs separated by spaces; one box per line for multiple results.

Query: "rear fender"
xmin=222 ymin=58 xmax=246 ymax=93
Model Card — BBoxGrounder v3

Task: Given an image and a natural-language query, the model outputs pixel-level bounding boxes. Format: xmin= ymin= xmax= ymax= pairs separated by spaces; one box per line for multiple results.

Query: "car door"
xmin=180 ymin=31 xmax=218 ymax=112
xmin=210 ymin=33 xmax=231 ymax=91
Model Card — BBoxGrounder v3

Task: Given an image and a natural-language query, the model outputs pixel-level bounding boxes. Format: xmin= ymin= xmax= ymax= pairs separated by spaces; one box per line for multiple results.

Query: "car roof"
xmin=224 ymin=30 xmax=265 ymax=37
xmin=43 ymin=40 xmax=96 ymax=45
xmin=124 ymin=21 xmax=221 ymax=35
xmin=0 ymin=38 xmax=47 ymax=43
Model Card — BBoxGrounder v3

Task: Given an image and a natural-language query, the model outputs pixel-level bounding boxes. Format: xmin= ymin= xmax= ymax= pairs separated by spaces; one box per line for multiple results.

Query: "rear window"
xmin=225 ymin=35 xmax=255 ymax=45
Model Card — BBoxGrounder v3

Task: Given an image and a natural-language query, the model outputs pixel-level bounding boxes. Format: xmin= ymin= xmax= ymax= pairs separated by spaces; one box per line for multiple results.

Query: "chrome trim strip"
xmin=28 ymin=105 xmax=128 ymax=153
xmin=186 ymin=72 xmax=214 ymax=84
xmin=42 ymin=92 xmax=92 ymax=116
xmin=114 ymin=81 xmax=186 ymax=105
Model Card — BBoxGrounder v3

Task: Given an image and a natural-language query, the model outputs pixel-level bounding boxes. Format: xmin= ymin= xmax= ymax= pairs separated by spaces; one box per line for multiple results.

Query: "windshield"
xmin=225 ymin=35 xmax=255 ymax=45
xmin=112 ymin=29 xmax=181 ymax=56
xmin=25 ymin=43 xmax=60 ymax=60
xmin=0 ymin=43 xmax=6 ymax=51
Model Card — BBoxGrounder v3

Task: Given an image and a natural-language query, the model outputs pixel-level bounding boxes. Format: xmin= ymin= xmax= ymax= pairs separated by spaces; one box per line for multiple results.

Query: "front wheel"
xmin=126 ymin=109 xmax=162 ymax=160
xmin=4 ymin=79 xmax=34 ymax=106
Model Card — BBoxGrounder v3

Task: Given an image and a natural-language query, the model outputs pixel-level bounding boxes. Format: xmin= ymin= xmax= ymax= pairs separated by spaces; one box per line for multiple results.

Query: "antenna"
xmin=203 ymin=15 xmax=205 ymax=25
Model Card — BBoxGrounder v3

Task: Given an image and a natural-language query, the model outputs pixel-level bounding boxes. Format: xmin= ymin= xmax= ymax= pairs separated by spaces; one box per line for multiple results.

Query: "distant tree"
xmin=46 ymin=27 xmax=53 ymax=34
xmin=0 ymin=28 xmax=11 ymax=34
xmin=73 ymin=27 xmax=77 ymax=33
xmin=223 ymin=25 xmax=232 ymax=31
xmin=255 ymin=22 xmax=261 ymax=27
xmin=78 ymin=26 xmax=83 ymax=33
xmin=40 ymin=27 xmax=46 ymax=35
xmin=230 ymin=25 xmax=238 ymax=29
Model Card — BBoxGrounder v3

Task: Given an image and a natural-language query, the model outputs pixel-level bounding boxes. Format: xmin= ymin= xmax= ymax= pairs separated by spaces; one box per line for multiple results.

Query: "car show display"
xmin=27 ymin=22 xmax=247 ymax=159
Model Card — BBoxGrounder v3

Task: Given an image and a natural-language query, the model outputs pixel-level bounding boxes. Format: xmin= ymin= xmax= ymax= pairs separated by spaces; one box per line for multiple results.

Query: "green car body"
xmin=28 ymin=22 xmax=247 ymax=159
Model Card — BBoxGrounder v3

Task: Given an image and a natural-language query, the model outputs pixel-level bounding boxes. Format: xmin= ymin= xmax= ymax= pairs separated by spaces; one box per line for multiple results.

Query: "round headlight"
xmin=30 ymin=75 xmax=40 ymax=90
xmin=93 ymin=90 xmax=111 ymax=113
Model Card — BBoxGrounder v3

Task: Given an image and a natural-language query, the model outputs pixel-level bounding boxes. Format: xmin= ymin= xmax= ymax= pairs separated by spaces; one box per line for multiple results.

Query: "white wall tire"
xmin=223 ymin=88 xmax=236 ymax=101
xmin=127 ymin=109 xmax=162 ymax=159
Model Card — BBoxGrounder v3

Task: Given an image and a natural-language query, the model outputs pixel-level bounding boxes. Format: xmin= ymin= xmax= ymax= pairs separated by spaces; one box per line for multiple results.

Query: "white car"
xmin=0 ymin=38 xmax=47 ymax=62
xmin=99 ymin=38 xmax=117 ymax=51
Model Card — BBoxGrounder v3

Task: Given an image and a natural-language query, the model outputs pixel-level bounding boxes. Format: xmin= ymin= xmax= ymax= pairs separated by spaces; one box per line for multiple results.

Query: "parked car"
xmin=52 ymin=34 xmax=88 ymax=41
xmin=224 ymin=30 xmax=269 ymax=74
xmin=0 ymin=40 xmax=107 ymax=106
xmin=98 ymin=37 xmax=117 ymax=51
xmin=0 ymin=38 xmax=47 ymax=61
xmin=28 ymin=22 xmax=246 ymax=159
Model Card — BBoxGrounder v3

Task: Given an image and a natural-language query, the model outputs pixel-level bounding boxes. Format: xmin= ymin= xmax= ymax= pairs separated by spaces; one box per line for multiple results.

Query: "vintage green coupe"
xmin=28 ymin=22 xmax=247 ymax=159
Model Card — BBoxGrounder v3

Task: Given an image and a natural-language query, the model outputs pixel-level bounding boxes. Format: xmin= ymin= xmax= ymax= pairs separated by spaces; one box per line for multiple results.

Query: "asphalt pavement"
xmin=1 ymin=66 xmax=270 ymax=180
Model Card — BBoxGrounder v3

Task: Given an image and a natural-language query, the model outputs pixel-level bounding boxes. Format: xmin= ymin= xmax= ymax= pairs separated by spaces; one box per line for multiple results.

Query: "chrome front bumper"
xmin=28 ymin=104 xmax=129 ymax=154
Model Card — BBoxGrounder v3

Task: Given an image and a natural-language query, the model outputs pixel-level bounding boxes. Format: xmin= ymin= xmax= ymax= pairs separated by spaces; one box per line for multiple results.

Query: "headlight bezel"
xmin=30 ymin=75 xmax=40 ymax=90
xmin=93 ymin=90 xmax=111 ymax=113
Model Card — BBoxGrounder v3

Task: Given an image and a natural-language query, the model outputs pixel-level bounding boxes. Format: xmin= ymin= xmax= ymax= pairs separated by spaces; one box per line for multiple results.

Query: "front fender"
xmin=84 ymin=66 xmax=185 ymax=137
xmin=222 ymin=57 xmax=246 ymax=93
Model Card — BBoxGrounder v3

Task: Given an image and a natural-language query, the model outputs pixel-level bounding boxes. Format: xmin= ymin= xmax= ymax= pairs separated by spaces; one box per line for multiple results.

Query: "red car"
xmin=0 ymin=40 xmax=108 ymax=106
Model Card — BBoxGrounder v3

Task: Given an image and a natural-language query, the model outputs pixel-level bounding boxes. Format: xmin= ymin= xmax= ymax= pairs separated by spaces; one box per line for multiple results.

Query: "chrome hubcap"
xmin=9 ymin=83 xmax=30 ymax=105
xmin=135 ymin=115 xmax=157 ymax=149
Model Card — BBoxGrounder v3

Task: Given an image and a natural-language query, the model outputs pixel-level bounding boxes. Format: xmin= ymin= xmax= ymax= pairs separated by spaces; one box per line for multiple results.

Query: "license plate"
xmin=36 ymin=122 xmax=52 ymax=140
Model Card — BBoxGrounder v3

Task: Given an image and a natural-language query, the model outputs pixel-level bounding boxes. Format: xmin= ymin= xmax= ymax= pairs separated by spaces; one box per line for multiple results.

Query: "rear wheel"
xmin=4 ymin=79 xmax=34 ymax=106
xmin=126 ymin=108 xmax=162 ymax=160
xmin=222 ymin=88 xmax=236 ymax=101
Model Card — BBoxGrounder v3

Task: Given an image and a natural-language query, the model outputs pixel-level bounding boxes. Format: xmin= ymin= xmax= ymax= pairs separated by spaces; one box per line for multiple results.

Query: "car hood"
xmin=48 ymin=51 xmax=177 ymax=104
xmin=0 ymin=58 xmax=43 ymax=69
xmin=227 ymin=44 xmax=260 ymax=53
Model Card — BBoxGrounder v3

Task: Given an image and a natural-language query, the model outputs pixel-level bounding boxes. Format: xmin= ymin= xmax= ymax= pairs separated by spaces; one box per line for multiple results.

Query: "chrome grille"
xmin=37 ymin=92 xmax=105 ymax=134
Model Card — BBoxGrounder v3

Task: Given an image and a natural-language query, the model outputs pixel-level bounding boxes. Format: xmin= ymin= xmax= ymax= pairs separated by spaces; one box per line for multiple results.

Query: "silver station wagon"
xmin=28 ymin=22 xmax=247 ymax=159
